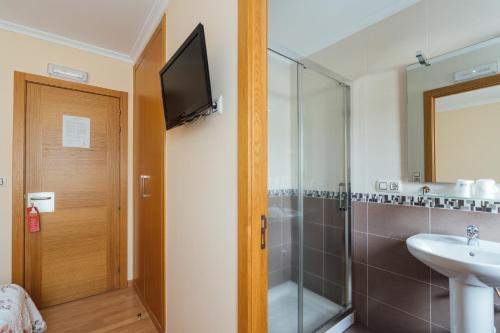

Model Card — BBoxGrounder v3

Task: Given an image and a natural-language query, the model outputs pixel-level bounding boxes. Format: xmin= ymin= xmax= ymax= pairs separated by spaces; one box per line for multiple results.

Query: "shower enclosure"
xmin=267 ymin=49 xmax=352 ymax=333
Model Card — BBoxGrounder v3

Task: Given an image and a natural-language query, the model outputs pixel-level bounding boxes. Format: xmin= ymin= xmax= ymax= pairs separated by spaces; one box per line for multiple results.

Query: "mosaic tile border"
xmin=268 ymin=189 xmax=500 ymax=214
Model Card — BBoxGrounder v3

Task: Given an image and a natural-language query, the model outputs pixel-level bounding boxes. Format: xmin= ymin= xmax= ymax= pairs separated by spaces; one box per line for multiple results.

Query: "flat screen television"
xmin=160 ymin=23 xmax=212 ymax=130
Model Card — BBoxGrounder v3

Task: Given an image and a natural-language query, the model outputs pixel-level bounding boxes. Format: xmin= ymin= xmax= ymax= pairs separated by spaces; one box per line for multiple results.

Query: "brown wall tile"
xmin=268 ymin=219 xmax=282 ymax=248
xmin=368 ymin=266 xmax=430 ymax=320
xmin=431 ymin=325 xmax=449 ymax=333
xmin=353 ymin=292 xmax=368 ymax=326
xmin=304 ymin=197 xmax=323 ymax=223
xmin=324 ymin=280 xmax=344 ymax=305
xmin=353 ymin=201 xmax=367 ymax=232
xmin=304 ymin=221 xmax=324 ymax=251
xmin=352 ymin=262 xmax=367 ymax=295
xmin=269 ymin=269 xmax=287 ymax=288
xmin=431 ymin=285 xmax=450 ymax=330
xmin=352 ymin=231 xmax=367 ymax=264
xmin=304 ymin=247 xmax=323 ymax=277
xmin=431 ymin=269 xmax=449 ymax=289
xmin=325 ymin=226 xmax=345 ymax=256
xmin=268 ymin=196 xmax=282 ymax=218
xmin=304 ymin=271 xmax=323 ymax=295
xmin=430 ymin=209 xmax=500 ymax=243
xmin=368 ymin=234 xmax=430 ymax=282
xmin=368 ymin=298 xmax=431 ymax=333
xmin=350 ymin=202 xmax=500 ymax=333
xmin=268 ymin=246 xmax=283 ymax=273
xmin=325 ymin=199 xmax=345 ymax=228
xmin=325 ymin=254 xmax=345 ymax=285
xmin=368 ymin=203 xmax=429 ymax=240
xmin=282 ymin=195 xmax=298 ymax=212
xmin=282 ymin=217 xmax=294 ymax=244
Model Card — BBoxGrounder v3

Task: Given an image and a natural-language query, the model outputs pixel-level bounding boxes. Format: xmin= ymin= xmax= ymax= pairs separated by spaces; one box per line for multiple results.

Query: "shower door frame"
xmin=238 ymin=0 xmax=353 ymax=332
xmin=238 ymin=0 xmax=269 ymax=332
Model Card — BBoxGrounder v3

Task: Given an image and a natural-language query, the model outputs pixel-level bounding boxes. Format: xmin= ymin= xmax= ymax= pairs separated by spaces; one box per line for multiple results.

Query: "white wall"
xmin=165 ymin=0 xmax=237 ymax=331
xmin=268 ymin=52 xmax=298 ymax=190
xmin=0 ymin=28 xmax=133 ymax=284
xmin=302 ymin=69 xmax=346 ymax=191
xmin=309 ymin=0 xmax=500 ymax=193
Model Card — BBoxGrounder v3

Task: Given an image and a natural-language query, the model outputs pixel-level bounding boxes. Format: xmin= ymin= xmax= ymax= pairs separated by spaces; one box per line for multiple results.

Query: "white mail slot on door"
xmin=27 ymin=192 xmax=55 ymax=213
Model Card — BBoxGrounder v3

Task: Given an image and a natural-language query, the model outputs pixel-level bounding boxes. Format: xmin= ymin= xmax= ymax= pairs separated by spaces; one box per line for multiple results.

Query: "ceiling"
xmin=0 ymin=0 xmax=170 ymax=61
xmin=269 ymin=0 xmax=421 ymax=57
xmin=307 ymin=0 xmax=500 ymax=80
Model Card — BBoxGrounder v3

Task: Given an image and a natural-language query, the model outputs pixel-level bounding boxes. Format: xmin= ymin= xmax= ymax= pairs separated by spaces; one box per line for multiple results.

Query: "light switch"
xmin=377 ymin=181 xmax=388 ymax=191
xmin=0 ymin=177 xmax=5 ymax=187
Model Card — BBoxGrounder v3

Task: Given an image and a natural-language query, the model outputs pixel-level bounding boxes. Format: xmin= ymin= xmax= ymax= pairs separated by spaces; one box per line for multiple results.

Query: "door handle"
xmin=30 ymin=196 xmax=52 ymax=200
xmin=338 ymin=183 xmax=347 ymax=212
xmin=27 ymin=192 xmax=55 ymax=213
xmin=261 ymin=215 xmax=267 ymax=250
xmin=140 ymin=175 xmax=151 ymax=198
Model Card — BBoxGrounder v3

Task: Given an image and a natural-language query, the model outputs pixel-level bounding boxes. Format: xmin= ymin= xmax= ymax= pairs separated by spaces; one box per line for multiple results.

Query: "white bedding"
xmin=0 ymin=284 xmax=46 ymax=333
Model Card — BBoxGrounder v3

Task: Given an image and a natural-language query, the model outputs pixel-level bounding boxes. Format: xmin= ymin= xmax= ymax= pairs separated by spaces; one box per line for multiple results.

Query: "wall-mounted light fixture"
xmin=47 ymin=63 xmax=88 ymax=83
xmin=454 ymin=62 xmax=498 ymax=82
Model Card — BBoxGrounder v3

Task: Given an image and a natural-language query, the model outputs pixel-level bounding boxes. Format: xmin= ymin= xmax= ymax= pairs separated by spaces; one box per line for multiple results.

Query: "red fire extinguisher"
xmin=27 ymin=204 xmax=40 ymax=233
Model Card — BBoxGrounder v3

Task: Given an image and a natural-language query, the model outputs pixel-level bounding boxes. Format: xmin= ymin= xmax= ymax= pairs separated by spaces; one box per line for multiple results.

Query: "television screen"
xmin=160 ymin=23 xmax=212 ymax=130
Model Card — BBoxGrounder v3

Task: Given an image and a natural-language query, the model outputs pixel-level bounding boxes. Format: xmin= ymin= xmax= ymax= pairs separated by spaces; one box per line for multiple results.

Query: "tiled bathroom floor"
xmin=345 ymin=323 xmax=374 ymax=333
xmin=268 ymin=281 xmax=344 ymax=333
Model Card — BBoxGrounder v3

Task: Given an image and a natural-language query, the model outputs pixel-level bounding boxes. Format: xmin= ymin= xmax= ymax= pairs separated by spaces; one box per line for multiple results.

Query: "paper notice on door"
xmin=62 ymin=115 xmax=91 ymax=148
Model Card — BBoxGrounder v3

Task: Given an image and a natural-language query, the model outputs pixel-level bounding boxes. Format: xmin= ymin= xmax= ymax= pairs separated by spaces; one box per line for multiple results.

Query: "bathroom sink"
xmin=407 ymin=233 xmax=500 ymax=287
xmin=407 ymin=233 xmax=500 ymax=333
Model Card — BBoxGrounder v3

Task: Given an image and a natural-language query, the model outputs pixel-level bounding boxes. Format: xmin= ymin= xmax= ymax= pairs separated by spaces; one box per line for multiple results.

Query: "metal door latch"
xmin=260 ymin=215 xmax=267 ymax=250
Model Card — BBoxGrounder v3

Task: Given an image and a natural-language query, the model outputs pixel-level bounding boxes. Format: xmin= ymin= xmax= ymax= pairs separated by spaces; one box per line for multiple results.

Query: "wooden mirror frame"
xmin=423 ymin=73 xmax=500 ymax=182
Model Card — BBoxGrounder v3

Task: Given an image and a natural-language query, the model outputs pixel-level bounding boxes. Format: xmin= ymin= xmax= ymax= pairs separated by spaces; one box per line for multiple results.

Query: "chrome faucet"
xmin=467 ymin=225 xmax=479 ymax=247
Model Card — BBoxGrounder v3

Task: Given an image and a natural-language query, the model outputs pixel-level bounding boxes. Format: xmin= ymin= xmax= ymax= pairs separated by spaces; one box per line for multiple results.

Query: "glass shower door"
xmin=300 ymin=66 xmax=350 ymax=333
xmin=267 ymin=51 xmax=300 ymax=333
xmin=268 ymin=50 xmax=351 ymax=333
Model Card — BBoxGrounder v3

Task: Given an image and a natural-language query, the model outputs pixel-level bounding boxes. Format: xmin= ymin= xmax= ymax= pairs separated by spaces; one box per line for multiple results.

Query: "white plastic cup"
xmin=455 ymin=179 xmax=474 ymax=197
xmin=475 ymin=179 xmax=497 ymax=199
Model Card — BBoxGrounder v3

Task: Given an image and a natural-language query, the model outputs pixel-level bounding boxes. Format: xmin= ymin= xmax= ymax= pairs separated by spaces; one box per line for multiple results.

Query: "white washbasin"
xmin=407 ymin=233 xmax=500 ymax=333
xmin=407 ymin=233 xmax=500 ymax=287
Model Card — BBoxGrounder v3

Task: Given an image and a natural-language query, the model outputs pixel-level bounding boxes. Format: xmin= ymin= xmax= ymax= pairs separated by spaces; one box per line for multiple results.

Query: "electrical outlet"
xmin=376 ymin=180 xmax=402 ymax=193
xmin=389 ymin=181 xmax=403 ymax=193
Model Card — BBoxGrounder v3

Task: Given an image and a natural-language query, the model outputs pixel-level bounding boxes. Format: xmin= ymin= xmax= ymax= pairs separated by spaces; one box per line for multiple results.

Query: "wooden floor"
xmin=40 ymin=287 xmax=158 ymax=333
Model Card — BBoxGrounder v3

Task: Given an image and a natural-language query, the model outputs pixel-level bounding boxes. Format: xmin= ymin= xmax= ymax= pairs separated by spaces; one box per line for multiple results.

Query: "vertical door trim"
xmin=238 ymin=0 xmax=268 ymax=332
xmin=11 ymin=72 xmax=129 ymax=289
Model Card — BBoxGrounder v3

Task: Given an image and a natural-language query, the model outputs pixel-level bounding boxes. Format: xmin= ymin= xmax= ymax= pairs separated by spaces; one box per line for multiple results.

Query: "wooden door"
xmin=24 ymin=82 xmax=121 ymax=308
xmin=133 ymin=16 xmax=166 ymax=331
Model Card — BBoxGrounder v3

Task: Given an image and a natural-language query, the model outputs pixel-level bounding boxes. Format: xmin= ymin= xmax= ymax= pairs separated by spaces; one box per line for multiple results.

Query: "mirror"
xmin=407 ymin=38 xmax=500 ymax=185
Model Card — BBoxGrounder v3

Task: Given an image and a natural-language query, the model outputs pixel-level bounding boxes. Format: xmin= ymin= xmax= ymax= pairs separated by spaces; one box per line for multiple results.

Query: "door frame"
xmin=238 ymin=0 xmax=268 ymax=332
xmin=11 ymin=71 xmax=129 ymax=289
xmin=423 ymin=73 xmax=500 ymax=182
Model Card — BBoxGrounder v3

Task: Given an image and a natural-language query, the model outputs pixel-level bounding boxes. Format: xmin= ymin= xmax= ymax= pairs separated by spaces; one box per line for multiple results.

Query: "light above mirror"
xmin=407 ymin=37 xmax=500 ymax=193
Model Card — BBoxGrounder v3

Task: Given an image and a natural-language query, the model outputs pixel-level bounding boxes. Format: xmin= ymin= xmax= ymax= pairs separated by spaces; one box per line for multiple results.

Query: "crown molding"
xmin=0 ymin=18 xmax=133 ymax=63
xmin=129 ymin=0 xmax=170 ymax=62
xmin=0 ymin=0 xmax=170 ymax=64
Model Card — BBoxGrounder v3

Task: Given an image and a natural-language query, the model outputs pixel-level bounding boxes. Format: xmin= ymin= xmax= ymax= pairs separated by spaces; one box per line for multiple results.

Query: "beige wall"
xmin=164 ymin=0 xmax=237 ymax=331
xmin=436 ymin=102 xmax=500 ymax=182
xmin=0 ymin=28 xmax=134 ymax=284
